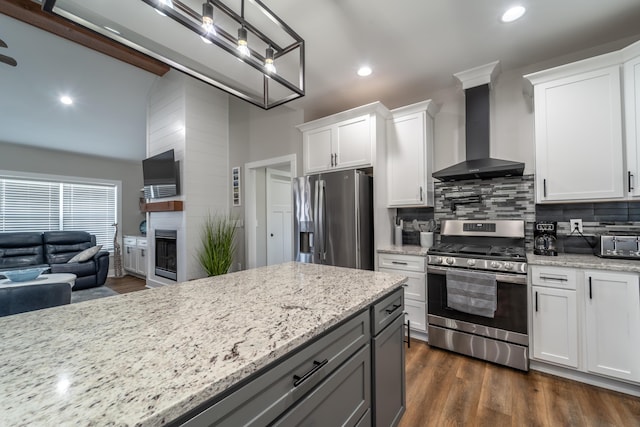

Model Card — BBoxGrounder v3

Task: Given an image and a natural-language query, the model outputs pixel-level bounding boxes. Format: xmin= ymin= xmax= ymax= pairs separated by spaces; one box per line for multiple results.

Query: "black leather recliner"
xmin=0 ymin=231 xmax=109 ymax=290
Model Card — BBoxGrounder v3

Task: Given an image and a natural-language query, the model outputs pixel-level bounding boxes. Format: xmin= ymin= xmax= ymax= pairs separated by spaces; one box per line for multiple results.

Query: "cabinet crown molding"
xmin=622 ymin=39 xmax=640 ymax=61
xmin=524 ymin=51 xmax=622 ymax=86
xmin=296 ymin=101 xmax=391 ymax=131
xmin=390 ymin=99 xmax=439 ymax=118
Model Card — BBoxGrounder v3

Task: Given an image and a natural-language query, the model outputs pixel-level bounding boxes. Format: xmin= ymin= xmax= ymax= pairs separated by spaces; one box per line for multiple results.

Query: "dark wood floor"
xmin=105 ymin=274 xmax=147 ymax=294
xmin=400 ymin=341 xmax=640 ymax=427
xmin=101 ymin=277 xmax=640 ymax=425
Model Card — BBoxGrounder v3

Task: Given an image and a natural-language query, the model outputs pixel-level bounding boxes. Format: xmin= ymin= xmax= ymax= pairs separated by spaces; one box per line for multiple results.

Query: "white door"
xmin=266 ymin=168 xmax=293 ymax=265
xmin=584 ymin=270 xmax=640 ymax=381
xmin=531 ymin=286 xmax=578 ymax=368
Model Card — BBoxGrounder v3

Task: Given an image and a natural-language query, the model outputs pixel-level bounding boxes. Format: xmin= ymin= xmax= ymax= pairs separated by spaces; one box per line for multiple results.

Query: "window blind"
xmin=0 ymin=176 xmax=117 ymax=251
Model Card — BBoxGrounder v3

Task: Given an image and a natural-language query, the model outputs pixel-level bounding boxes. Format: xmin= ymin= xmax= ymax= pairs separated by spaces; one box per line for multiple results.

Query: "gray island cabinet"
xmin=0 ymin=262 xmax=406 ymax=427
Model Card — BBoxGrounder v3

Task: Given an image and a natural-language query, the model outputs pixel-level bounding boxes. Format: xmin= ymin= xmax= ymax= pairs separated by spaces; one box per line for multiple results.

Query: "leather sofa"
xmin=0 ymin=231 xmax=109 ymax=290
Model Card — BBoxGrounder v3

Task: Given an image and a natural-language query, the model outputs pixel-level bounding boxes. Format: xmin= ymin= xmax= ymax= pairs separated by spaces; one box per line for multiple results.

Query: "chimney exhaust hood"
xmin=433 ymin=61 xmax=524 ymax=182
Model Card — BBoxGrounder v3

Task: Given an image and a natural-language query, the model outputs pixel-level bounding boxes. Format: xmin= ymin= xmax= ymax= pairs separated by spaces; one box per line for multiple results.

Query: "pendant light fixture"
xmin=200 ymin=1 xmax=215 ymax=44
xmin=264 ymin=46 xmax=276 ymax=74
xmin=237 ymin=27 xmax=250 ymax=57
xmin=41 ymin=0 xmax=305 ymax=109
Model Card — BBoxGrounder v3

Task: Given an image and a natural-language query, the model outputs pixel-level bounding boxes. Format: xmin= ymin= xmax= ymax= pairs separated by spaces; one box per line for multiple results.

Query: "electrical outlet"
xmin=570 ymin=219 xmax=583 ymax=233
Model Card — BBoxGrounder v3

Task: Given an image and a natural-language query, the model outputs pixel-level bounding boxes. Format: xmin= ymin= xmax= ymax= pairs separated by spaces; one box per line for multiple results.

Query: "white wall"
xmin=146 ymin=70 xmax=229 ymax=284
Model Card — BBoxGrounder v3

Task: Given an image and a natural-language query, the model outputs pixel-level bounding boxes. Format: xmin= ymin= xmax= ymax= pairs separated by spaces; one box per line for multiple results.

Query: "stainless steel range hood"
xmin=433 ymin=61 xmax=524 ymax=182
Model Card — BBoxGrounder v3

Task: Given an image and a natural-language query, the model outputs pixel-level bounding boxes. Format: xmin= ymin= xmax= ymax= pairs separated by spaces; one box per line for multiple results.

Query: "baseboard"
xmin=530 ymin=360 xmax=640 ymax=397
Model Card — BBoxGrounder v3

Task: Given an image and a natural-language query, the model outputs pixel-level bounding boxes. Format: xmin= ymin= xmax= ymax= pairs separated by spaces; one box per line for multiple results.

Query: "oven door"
xmin=427 ymin=265 xmax=527 ymax=339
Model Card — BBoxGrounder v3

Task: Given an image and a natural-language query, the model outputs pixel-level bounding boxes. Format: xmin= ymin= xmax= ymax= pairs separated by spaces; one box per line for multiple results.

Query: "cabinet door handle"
xmin=140 ymin=249 xmax=145 ymax=257
xmin=385 ymin=303 xmax=402 ymax=315
xmin=535 ymin=291 xmax=538 ymax=312
xmin=330 ymin=153 xmax=334 ymax=167
xmin=334 ymin=153 xmax=338 ymax=166
xmin=629 ymin=171 xmax=634 ymax=192
xmin=404 ymin=316 xmax=411 ymax=348
xmin=293 ymin=359 xmax=328 ymax=387
xmin=126 ymin=247 xmax=130 ymax=254
xmin=391 ymin=261 xmax=408 ymax=265
xmin=589 ymin=276 xmax=593 ymax=299
xmin=539 ymin=275 xmax=567 ymax=282
xmin=419 ymin=186 xmax=423 ymax=202
xmin=543 ymin=178 xmax=547 ymax=198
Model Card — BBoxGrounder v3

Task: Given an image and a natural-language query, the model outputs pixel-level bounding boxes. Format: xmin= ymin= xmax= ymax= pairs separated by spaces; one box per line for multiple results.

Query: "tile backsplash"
xmin=434 ymin=175 xmax=536 ymax=249
xmin=536 ymin=202 xmax=640 ymax=254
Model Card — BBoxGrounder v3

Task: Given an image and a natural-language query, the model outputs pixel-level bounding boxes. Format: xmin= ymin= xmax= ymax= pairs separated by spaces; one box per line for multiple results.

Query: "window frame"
xmin=0 ymin=169 xmax=122 ymax=252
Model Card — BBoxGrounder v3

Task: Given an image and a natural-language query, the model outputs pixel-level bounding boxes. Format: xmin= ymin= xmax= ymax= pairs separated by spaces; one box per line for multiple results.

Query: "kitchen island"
xmin=0 ymin=262 xmax=407 ymax=426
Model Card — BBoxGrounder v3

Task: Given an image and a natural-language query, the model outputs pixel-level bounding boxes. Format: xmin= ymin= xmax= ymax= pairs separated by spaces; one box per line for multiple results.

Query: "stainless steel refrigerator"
xmin=293 ymin=169 xmax=373 ymax=270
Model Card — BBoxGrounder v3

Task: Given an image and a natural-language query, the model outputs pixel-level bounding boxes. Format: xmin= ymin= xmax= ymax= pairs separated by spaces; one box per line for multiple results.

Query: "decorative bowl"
xmin=0 ymin=267 xmax=49 ymax=282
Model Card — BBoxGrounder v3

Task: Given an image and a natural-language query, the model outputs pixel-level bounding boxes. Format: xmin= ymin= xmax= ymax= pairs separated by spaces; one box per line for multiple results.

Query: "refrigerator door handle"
xmin=314 ymin=179 xmax=326 ymax=262
xmin=318 ymin=180 xmax=327 ymax=261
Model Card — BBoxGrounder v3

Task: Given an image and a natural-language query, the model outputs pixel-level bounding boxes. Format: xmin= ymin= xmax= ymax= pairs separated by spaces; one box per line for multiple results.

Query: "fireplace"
xmin=155 ymin=229 xmax=177 ymax=281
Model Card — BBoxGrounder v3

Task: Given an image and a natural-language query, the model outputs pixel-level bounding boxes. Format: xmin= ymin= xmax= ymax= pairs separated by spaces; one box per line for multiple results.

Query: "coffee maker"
xmin=534 ymin=221 xmax=558 ymax=256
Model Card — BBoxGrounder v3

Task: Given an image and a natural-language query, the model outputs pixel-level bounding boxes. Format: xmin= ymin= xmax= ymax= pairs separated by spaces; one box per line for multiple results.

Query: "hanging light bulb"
xmin=200 ymin=1 xmax=215 ymax=44
xmin=155 ymin=0 xmax=173 ymax=16
xmin=237 ymin=27 xmax=250 ymax=57
xmin=264 ymin=46 xmax=276 ymax=74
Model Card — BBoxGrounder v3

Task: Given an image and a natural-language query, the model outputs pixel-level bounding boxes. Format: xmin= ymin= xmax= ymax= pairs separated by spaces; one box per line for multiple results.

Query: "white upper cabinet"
xmin=624 ymin=41 xmax=640 ymax=197
xmin=386 ymin=100 xmax=437 ymax=207
xmin=298 ymin=103 xmax=390 ymax=175
xmin=525 ymin=53 xmax=624 ymax=203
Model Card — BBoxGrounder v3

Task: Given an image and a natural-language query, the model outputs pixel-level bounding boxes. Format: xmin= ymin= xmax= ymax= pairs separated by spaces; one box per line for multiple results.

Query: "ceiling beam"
xmin=0 ymin=0 xmax=170 ymax=76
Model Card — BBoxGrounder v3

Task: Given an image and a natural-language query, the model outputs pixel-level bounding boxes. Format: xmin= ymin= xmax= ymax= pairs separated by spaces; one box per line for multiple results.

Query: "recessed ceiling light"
xmin=501 ymin=5 xmax=526 ymax=23
xmin=357 ymin=66 xmax=372 ymax=77
xmin=60 ymin=96 xmax=73 ymax=105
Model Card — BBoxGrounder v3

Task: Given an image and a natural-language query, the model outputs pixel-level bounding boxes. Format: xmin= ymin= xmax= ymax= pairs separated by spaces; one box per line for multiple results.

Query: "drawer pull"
xmin=539 ymin=275 xmax=568 ymax=282
xmin=391 ymin=261 xmax=408 ymax=265
xmin=385 ymin=303 xmax=402 ymax=315
xmin=293 ymin=359 xmax=328 ymax=387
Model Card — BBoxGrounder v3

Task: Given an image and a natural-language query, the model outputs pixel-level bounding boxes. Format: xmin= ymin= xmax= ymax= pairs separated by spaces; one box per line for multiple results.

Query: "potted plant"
xmin=198 ymin=213 xmax=237 ymax=276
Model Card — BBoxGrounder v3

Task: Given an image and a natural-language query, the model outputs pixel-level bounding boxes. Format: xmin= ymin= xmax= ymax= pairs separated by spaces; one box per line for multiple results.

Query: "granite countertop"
xmin=0 ymin=262 xmax=407 ymax=426
xmin=377 ymin=244 xmax=429 ymax=257
xmin=528 ymin=252 xmax=640 ymax=273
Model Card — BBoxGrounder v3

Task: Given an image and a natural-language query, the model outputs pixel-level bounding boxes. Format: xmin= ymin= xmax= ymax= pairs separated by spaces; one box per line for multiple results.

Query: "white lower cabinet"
xmin=378 ymin=252 xmax=427 ymax=338
xmin=530 ymin=265 xmax=640 ymax=384
xmin=584 ymin=270 xmax=640 ymax=382
xmin=532 ymin=285 xmax=579 ymax=368
xmin=123 ymin=236 xmax=147 ymax=277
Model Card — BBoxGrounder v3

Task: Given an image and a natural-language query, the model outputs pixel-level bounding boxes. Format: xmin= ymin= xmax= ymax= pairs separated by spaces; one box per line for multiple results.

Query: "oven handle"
xmin=427 ymin=265 xmax=527 ymax=285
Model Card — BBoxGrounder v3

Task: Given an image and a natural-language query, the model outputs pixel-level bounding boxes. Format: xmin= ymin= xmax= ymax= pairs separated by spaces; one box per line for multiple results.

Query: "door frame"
xmin=244 ymin=154 xmax=297 ymax=269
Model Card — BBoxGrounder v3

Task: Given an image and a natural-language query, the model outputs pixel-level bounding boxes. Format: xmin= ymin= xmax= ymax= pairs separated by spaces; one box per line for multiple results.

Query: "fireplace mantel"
xmin=141 ymin=201 xmax=184 ymax=212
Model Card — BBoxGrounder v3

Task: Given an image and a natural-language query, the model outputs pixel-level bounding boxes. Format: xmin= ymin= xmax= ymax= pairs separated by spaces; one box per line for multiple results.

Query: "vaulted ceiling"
xmin=1 ymin=0 xmax=640 ymax=161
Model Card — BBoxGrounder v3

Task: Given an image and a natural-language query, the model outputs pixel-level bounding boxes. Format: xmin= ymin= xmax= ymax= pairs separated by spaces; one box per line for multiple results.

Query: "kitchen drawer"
xmin=182 ymin=310 xmax=370 ymax=427
xmin=404 ymin=300 xmax=427 ymax=333
xmin=272 ymin=344 xmax=370 ymax=427
xmin=137 ymin=238 xmax=147 ymax=247
xmin=380 ymin=268 xmax=426 ymax=302
xmin=123 ymin=236 xmax=137 ymax=246
xmin=531 ymin=266 xmax=577 ymax=290
xmin=371 ymin=288 xmax=404 ymax=336
xmin=378 ymin=253 xmax=426 ymax=273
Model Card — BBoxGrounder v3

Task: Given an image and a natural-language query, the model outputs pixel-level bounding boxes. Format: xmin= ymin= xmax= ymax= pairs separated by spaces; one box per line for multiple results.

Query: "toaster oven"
xmin=599 ymin=235 xmax=640 ymax=259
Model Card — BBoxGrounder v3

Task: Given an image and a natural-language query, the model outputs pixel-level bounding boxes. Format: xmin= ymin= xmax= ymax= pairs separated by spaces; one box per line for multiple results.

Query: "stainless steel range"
xmin=427 ymin=219 xmax=529 ymax=371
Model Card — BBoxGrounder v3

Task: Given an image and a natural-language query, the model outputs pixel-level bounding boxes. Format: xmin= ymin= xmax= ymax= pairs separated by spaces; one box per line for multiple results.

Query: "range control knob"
xmin=432 ymin=256 xmax=443 ymax=264
xmin=503 ymin=262 xmax=514 ymax=270
xmin=445 ymin=257 xmax=455 ymax=265
xmin=467 ymin=259 xmax=476 ymax=266
xmin=490 ymin=261 xmax=502 ymax=269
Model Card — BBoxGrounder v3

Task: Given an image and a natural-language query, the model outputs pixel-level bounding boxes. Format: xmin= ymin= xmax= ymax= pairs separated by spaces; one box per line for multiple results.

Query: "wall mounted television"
xmin=142 ymin=149 xmax=180 ymax=199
